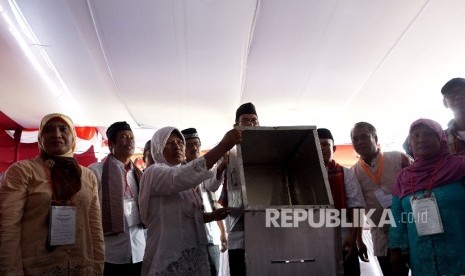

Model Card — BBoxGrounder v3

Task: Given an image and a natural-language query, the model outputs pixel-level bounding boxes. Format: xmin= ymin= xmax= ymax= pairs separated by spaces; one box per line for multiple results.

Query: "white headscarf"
xmin=150 ymin=126 xmax=185 ymax=165
xmin=140 ymin=126 xmax=186 ymax=224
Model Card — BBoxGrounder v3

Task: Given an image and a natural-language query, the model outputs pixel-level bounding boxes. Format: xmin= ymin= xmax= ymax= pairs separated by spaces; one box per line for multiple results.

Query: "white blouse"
xmin=139 ymin=157 xmax=213 ymax=276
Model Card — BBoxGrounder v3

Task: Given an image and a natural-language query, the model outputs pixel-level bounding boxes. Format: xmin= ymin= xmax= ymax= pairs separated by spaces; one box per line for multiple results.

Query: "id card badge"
xmin=124 ymin=198 xmax=141 ymax=227
xmin=410 ymin=193 xmax=444 ymax=236
xmin=374 ymin=188 xmax=392 ymax=208
xmin=49 ymin=205 xmax=76 ymax=246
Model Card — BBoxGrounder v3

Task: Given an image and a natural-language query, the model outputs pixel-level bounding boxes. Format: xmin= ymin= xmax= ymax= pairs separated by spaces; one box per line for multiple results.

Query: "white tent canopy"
xmin=1 ymin=0 xmax=462 ymax=150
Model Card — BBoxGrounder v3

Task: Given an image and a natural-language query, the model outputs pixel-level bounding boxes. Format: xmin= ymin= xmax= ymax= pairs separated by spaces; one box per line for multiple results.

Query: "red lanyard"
xmin=360 ymin=152 xmax=384 ymax=186
xmin=123 ymin=170 xmax=135 ymax=198
xmin=409 ymin=158 xmax=444 ymax=199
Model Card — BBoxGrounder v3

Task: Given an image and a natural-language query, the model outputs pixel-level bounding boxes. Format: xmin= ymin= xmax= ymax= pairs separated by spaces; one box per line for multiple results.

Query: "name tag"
xmin=124 ymin=198 xmax=141 ymax=227
xmin=374 ymin=188 xmax=392 ymax=208
xmin=410 ymin=193 xmax=444 ymax=236
xmin=48 ymin=205 xmax=76 ymax=246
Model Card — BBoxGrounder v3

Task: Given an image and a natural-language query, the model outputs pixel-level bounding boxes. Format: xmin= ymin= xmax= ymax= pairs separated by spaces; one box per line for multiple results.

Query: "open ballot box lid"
xmin=236 ymin=126 xmax=334 ymax=210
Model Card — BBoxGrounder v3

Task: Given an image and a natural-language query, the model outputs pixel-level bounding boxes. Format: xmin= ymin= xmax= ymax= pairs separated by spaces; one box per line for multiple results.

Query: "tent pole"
xmin=13 ymin=129 xmax=22 ymax=162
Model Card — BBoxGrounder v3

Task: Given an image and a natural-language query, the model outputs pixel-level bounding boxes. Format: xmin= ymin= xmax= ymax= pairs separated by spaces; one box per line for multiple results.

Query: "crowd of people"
xmin=1 ymin=77 xmax=465 ymax=276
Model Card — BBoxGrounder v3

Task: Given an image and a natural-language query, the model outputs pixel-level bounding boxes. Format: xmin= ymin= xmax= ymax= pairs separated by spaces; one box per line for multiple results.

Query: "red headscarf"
xmin=393 ymin=118 xmax=465 ymax=198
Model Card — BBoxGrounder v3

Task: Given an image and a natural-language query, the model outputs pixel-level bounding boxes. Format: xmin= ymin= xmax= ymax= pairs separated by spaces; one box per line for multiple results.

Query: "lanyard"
xmin=123 ymin=170 xmax=135 ymax=198
xmin=360 ymin=152 xmax=384 ymax=186
xmin=409 ymin=158 xmax=444 ymax=199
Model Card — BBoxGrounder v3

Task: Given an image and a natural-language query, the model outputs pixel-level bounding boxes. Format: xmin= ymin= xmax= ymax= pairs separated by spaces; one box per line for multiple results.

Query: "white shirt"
xmin=89 ymin=161 xmax=146 ymax=264
xmin=139 ymin=157 xmax=213 ymax=275
xmin=340 ymin=166 xmax=366 ymax=243
xmin=343 ymin=167 xmax=366 ymax=209
xmin=224 ymin=148 xmax=244 ymax=250
xmin=198 ymin=182 xmax=222 ymax=245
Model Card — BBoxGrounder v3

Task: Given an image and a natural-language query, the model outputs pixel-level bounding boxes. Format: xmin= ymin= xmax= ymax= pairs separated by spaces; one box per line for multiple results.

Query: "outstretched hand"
xmin=204 ymin=208 xmax=231 ymax=223
xmin=204 ymin=128 xmax=242 ymax=170
xmin=221 ymin=128 xmax=242 ymax=150
xmin=212 ymin=207 xmax=230 ymax=221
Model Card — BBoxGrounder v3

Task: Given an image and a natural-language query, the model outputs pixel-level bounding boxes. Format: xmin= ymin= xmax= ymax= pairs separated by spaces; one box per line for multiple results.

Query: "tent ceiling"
xmin=0 ymin=0 xmax=463 ymax=149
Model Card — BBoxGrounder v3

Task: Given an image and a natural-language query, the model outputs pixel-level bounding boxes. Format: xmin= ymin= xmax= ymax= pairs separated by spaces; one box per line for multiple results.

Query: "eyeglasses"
xmin=239 ymin=119 xmax=259 ymax=126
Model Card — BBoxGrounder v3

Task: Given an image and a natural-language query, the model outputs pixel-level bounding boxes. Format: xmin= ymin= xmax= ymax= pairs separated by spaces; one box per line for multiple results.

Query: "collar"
xmin=109 ymin=154 xmax=133 ymax=172
xmin=447 ymin=119 xmax=465 ymax=141
xmin=361 ymin=149 xmax=381 ymax=167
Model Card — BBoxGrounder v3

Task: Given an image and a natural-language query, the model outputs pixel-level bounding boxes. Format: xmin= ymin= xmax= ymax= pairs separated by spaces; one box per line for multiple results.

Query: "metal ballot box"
xmin=236 ymin=126 xmax=339 ymax=276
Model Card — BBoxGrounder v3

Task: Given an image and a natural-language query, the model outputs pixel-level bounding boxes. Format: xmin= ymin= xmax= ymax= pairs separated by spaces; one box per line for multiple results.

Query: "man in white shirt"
xmin=350 ymin=122 xmax=411 ymax=276
xmin=317 ymin=128 xmax=368 ymax=275
xmin=209 ymin=102 xmax=259 ymax=276
xmin=181 ymin=127 xmax=227 ymax=276
xmin=441 ymin=77 xmax=465 ymax=155
xmin=89 ymin=121 xmax=146 ymax=276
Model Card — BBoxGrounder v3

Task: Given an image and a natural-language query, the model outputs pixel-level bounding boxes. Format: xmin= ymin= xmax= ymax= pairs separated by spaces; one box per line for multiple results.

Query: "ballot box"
xmin=236 ymin=126 xmax=340 ymax=276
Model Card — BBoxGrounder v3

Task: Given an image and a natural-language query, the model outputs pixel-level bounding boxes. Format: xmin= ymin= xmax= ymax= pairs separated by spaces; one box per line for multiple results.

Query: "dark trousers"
xmin=207 ymin=244 xmax=220 ymax=276
xmin=377 ymin=256 xmax=392 ymax=276
xmin=228 ymin=249 xmax=246 ymax=276
xmin=377 ymin=249 xmax=409 ymax=276
xmin=104 ymin=261 xmax=142 ymax=276
xmin=342 ymin=249 xmax=361 ymax=276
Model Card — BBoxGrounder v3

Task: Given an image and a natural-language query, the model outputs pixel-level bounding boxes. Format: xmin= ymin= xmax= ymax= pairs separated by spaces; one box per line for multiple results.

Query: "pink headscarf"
xmin=393 ymin=118 xmax=465 ymax=198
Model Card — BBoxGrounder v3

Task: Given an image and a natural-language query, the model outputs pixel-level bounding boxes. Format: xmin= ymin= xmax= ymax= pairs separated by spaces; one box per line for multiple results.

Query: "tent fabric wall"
xmin=333 ymin=144 xmax=358 ymax=167
xmin=0 ymin=134 xmax=357 ymax=173
xmin=0 ymin=131 xmax=17 ymax=172
xmin=0 ymin=131 xmax=38 ymax=172
xmin=0 ymin=131 xmax=97 ymax=172
xmin=0 ymin=112 xmax=22 ymax=130
xmin=0 ymin=111 xmax=100 ymax=172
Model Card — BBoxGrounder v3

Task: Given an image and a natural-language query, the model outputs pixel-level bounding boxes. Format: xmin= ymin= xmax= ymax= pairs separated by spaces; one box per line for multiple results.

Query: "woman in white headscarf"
xmin=139 ymin=126 xmax=241 ymax=276
xmin=0 ymin=113 xmax=104 ymax=276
